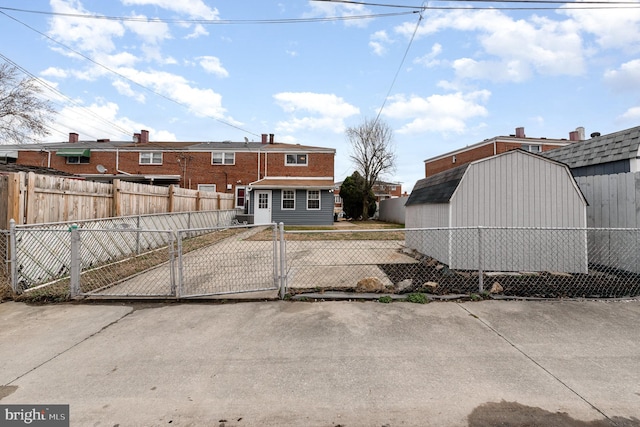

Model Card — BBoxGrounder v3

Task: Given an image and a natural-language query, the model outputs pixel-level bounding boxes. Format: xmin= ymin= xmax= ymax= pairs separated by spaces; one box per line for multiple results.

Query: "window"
xmin=307 ymin=190 xmax=320 ymax=210
xmin=212 ymin=152 xmax=235 ymax=165
xmin=236 ymin=187 xmax=246 ymax=209
xmin=521 ymin=144 xmax=541 ymax=153
xmin=391 ymin=186 xmax=397 ymax=191
xmin=198 ymin=184 xmax=217 ymax=192
xmin=66 ymin=156 xmax=90 ymax=164
xmin=286 ymin=153 xmax=308 ymax=166
xmin=282 ymin=190 xmax=295 ymax=210
xmin=139 ymin=152 xmax=162 ymax=165
xmin=334 ymin=195 xmax=341 ymax=204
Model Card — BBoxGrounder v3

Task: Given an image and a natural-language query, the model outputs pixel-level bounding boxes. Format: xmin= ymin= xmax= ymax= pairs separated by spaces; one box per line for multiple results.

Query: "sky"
xmin=1 ymin=0 xmax=640 ymax=192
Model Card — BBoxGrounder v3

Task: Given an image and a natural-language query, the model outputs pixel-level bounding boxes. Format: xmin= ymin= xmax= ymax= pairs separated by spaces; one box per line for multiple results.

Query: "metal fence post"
xmin=279 ymin=222 xmax=287 ymax=300
xmin=9 ymin=219 xmax=17 ymax=293
xmin=169 ymin=232 xmax=177 ymax=297
xmin=69 ymin=224 xmax=80 ymax=297
xmin=136 ymin=215 xmax=141 ymax=255
xmin=176 ymin=231 xmax=184 ymax=298
xmin=477 ymin=226 xmax=484 ymax=293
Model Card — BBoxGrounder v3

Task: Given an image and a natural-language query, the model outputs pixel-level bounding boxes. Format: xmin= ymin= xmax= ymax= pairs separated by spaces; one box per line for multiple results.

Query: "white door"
xmin=254 ymin=190 xmax=272 ymax=224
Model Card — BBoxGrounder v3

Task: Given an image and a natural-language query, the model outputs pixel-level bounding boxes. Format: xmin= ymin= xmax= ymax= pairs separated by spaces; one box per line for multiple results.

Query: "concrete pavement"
xmin=1 ymin=299 xmax=639 ymax=427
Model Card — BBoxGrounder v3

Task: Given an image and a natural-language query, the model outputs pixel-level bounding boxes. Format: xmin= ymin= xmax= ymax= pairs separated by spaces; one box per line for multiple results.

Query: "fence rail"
xmin=6 ymin=225 xmax=640 ymax=299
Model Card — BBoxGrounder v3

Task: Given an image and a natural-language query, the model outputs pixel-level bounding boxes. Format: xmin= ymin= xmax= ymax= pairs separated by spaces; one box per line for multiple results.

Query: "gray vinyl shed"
xmin=405 ymin=150 xmax=588 ymax=273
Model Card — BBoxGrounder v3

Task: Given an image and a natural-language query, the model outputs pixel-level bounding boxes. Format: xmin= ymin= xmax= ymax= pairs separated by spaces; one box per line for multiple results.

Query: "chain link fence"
xmin=9 ymin=210 xmax=237 ymax=293
xmin=285 ymin=227 xmax=640 ymax=298
xmin=7 ymin=224 xmax=640 ymax=299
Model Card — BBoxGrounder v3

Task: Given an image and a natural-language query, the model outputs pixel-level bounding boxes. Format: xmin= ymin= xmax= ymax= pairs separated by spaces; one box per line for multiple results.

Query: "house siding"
xmin=251 ymin=189 xmax=333 ymax=225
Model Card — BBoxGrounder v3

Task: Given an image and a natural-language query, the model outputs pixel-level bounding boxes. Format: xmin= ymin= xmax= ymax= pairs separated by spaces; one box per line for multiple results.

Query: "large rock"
xmin=356 ymin=277 xmax=386 ymax=293
xmin=423 ymin=281 xmax=438 ymax=289
xmin=490 ymin=282 xmax=503 ymax=294
xmin=396 ymin=279 xmax=413 ymax=292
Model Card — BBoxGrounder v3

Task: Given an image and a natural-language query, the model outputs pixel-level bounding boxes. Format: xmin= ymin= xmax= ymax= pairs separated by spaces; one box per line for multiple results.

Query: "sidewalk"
xmin=1 ymin=299 xmax=639 ymax=426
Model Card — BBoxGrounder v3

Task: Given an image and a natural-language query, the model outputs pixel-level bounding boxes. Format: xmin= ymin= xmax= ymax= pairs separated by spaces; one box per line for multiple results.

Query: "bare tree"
xmin=0 ymin=63 xmax=56 ymax=144
xmin=347 ymin=117 xmax=396 ymax=220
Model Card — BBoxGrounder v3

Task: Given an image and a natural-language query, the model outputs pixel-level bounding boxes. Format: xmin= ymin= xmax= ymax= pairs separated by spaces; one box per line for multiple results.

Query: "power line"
xmin=0 ymin=6 xmax=417 ymax=24
xmin=0 ymin=11 xmax=262 ymax=138
xmin=312 ymin=0 xmax=640 ymax=6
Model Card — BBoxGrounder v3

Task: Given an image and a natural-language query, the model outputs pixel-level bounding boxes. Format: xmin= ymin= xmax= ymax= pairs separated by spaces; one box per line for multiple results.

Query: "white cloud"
xmin=123 ymin=14 xmax=171 ymax=45
xmin=562 ymin=3 xmax=640 ymax=51
xmin=618 ymin=106 xmax=640 ymax=122
xmin=369 ymin=30 xmax=391 ymax=56
xmin=49 ymin=0 xmax=125 ymax=54
xmin=397 ymin=8 xmax=586 ymax=82
xmin=184 ymin=24 xmax=209 ymax=39
xmin=112 ymin=80 xmax=146 ymax=103
xmin=40 ymin=67 xmax=68 ymax=79
xmin=198 ymin=56 xmax=229 ymax=78
xmin=604 ymin=59 xmax=640 ymax=92
xmin=120 ymin=0 xmax=220 ymax=20
xmin=273 ymin=92 xmax=360 ymax=133
xmin=383 ymin=91 xmax=491 ymax=134
xmin=414 ymin=43 xmax=443 ymax=68
xmin=304 ymin=2 xmax=374 ymax=28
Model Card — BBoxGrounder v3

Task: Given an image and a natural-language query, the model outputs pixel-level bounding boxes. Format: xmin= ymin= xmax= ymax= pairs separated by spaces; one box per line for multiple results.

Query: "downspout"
xmin=116 ymin=149 xmax=132 ymax=175
xmin=493 ymin=140 xmax=497 ymax=155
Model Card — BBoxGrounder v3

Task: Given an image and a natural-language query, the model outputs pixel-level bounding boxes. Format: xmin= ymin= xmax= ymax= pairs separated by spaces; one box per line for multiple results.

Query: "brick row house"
xmin=0 ymin=131 xmax=336 ymax=225
xmin=423 ymin=127 xmax=584 ymax=177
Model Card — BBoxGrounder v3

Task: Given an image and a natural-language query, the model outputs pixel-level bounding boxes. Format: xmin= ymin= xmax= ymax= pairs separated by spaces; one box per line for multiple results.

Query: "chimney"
xmin=97 ymin=138 xmax=110 ymax=142
xmin=69 ymin=132 xmax=79 ymax=143
xmin=269 ymin=133 xmax=274 ymax=144
xmin=569 ymin=131 xmax=579 ymax=141
xmin=515 ymin=127 xmax=525 ymax=138
xmin=261 ymin=134 xmax=268 ymax=144
xmin=133 ymin=133 xmax=141 ymax=143
xmin=141 ymin=129 xmax=149 ymax=144
xmin=591 ymin=132 xmax=601 ymax=138
xmin=576 ymin=126 xmax=585 ymax=141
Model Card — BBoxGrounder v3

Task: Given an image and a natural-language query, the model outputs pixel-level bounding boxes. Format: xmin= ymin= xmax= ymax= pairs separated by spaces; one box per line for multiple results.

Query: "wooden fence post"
xmin=168 ymin=185 xmax=175 ymax=212
xmin=26 ymin=172 xmax=36 ymax=224
xmin=112 ymin=179 xmax=121 ymax=217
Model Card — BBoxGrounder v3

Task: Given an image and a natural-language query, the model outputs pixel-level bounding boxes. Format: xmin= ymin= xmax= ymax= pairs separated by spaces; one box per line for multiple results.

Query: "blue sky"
xmin=1 ymin=0 xmax=640 ymax=192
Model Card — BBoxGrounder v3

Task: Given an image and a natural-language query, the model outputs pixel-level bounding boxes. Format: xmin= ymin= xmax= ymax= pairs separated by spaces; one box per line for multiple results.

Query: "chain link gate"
xmin=176 ymin=224 xmax=281 ymax=298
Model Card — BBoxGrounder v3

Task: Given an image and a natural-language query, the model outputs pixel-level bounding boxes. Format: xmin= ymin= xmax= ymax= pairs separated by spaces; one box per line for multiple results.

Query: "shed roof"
xmin=542 ymin=125 xmax=640 ymax=168
xmin=405 ymin=163 xmax=469 ymax=206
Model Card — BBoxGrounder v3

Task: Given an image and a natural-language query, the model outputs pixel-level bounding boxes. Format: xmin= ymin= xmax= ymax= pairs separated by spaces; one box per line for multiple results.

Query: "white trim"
xmin=285 ymin=153 xmax=308 ymax=166
xmin=235 ymin=186 xmax=246 ymax=209
xmin=198 ymin=184 xmax=217 ymax=192
xmin=139 ymin=151 xmax=163 ymax=165
xmin=306 ymin=190 xmax=321 ymax=210
xmin=211 ymin=151 xmax=235 ymax=165
xmin=281 ymin=189 xmax=296 ymax=210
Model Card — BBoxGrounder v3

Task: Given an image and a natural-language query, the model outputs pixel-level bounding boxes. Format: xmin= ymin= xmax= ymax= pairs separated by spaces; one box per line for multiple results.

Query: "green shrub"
xmin=406 ymin=293 xmax=428 ymax=304
xmin=378 ymin=295 xmax=393 ymax=304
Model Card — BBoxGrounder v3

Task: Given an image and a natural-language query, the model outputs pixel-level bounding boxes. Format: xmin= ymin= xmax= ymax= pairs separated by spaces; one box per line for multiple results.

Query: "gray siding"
xmin=405 ymin=151 xmax=588 ymax=273
xmin=451 ymin=150 xmax=586 ymax=228
xmin=576 ymin=172 xmax=640 ymax=273
xmin=378 ymin=197 xmax=407 ymax=224
xmin=271 ymin=189 xmax=333 ymax=226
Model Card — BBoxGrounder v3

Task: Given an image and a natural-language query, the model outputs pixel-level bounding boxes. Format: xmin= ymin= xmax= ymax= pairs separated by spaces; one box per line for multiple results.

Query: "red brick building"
xmin=1 ymin=131 xmax=336 ymax=225
xmin=424 ymin=127 xmax=583 ymax=177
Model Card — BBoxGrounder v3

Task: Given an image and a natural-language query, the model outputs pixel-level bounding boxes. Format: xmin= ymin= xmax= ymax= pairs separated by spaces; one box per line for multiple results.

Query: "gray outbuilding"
xmin=405 ymin=149 xmax=588 ymax=273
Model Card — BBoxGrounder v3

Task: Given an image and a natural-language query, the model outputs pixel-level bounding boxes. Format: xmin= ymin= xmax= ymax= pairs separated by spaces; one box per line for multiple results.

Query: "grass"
xmin=246 ymin=220 xmax=405 ymax=241
xmin=378 ymin=295 xmax=393 ymax=303
xmin=405 ymin=293 xmax=428 ymax=304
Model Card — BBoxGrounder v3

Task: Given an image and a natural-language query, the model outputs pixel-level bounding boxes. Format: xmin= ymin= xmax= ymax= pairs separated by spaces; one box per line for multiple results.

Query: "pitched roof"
xmin=542 ymin=126 xmax=640 ymax=168
xmin=249 ymin=177 xmax=335 ymax=189
xmin=405 ymin=163 xmax=470 ymax=206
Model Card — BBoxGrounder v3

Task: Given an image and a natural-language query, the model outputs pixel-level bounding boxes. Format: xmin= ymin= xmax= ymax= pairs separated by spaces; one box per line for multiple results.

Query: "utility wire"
xmin=0 ymin=7 xmax=417 ymax=23
xmin=0 ymin=51 xmax=133 ymax=137
xmin=312 ymin=0 xmax=640 ymax=6
xmin=0 ymin=11 xmax=262 ymax=138
xmin=372 ymin=7 xmax=423 ymax=127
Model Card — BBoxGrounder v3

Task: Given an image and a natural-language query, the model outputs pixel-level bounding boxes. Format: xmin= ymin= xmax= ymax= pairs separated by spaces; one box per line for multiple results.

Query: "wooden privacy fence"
xmin=0 ymin=171 xmax=235 ymax=228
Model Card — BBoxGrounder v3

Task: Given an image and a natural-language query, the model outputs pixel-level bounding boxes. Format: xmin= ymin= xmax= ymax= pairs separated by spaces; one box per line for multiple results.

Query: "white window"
xmin=307 ymin=190 xmax=320 ymax=210
xmin=139 ymin=152 xmax=162 ymax=165
xmin=212 ymin=152 xmax=235 ymax=165
xmin=391 ymin=186 xmax=397 ymax=191
xmin=236 ymin=187 xmax=246 ymax=209
xmin=66 ymin=156 xmax=90 ymax=164
xmin=198 ymin=184 xmax=217 ymax=192
xmin=334 ymin=195 xmax=341 ymax=204
xmin=521 ymin=144 xmax=541 ymax=153
xmin=286 ymin=153 xmax=308 ymax=166
xmin=282 ymin=190 xmax=295 ymax=210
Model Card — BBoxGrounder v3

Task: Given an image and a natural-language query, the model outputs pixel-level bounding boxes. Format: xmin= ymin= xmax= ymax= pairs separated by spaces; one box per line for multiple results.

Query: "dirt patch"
xmin=468 ymin=401 xmax=640 ymax=427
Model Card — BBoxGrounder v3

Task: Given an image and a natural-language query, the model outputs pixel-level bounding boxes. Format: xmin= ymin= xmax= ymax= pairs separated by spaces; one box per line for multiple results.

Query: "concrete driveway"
xmin=1 ymin=299 xmax=639 ymax=427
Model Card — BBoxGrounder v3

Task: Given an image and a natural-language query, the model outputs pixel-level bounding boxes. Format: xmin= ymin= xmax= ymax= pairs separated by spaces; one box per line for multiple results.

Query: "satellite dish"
xmin=96 ymin=164 xmax=107 ymax=173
